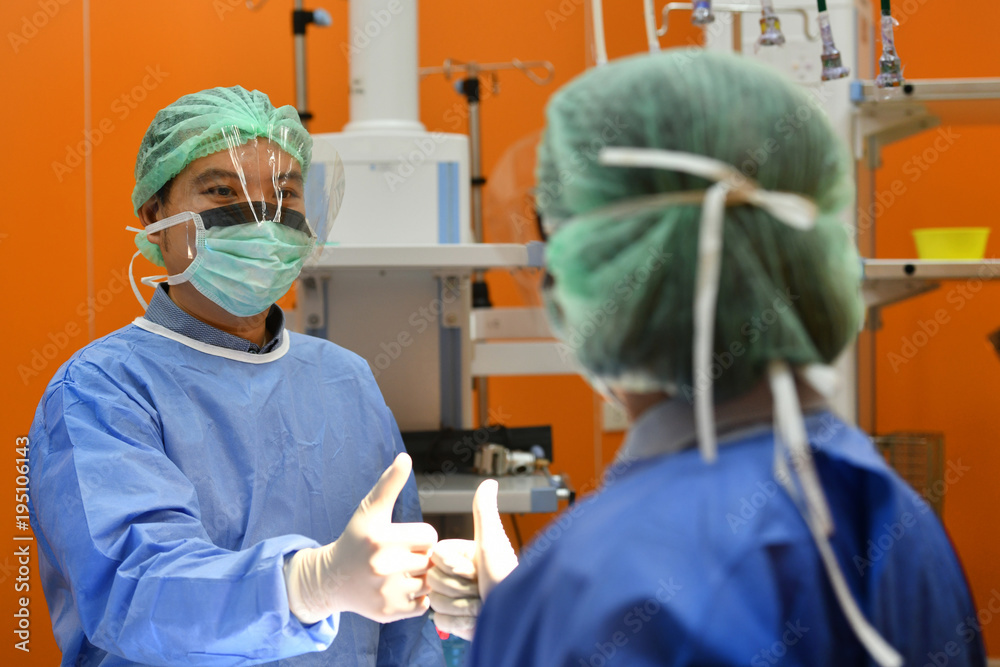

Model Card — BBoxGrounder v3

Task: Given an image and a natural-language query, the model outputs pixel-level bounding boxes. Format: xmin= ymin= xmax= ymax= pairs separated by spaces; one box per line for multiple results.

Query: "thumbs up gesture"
xmin=427 ymin=480 xmax=519 ymax=640
xmin=284 ymin=453 xmax=439 ymax=624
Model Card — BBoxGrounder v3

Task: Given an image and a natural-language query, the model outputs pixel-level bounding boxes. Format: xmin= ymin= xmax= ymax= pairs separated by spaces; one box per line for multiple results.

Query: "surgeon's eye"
xmin=277 ymin=187 xmax=301 ymax=200
xmin=205 ymin=186 xmax=238 ymax=197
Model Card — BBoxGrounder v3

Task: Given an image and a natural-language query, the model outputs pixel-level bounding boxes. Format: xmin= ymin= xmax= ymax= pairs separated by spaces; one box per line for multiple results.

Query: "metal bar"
xmin=659 ymin=2 xmax=819 ymax=41
xmin=307 ymin=243 xmax=541 ymax=270
xmin=419 ymin=59 xmax=555 ymax=85
xmin=863 ymin=259 xmax=1000 ymax=280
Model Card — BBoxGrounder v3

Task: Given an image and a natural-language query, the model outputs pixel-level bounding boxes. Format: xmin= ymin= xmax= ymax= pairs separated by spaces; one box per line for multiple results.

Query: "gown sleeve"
xmin=28 ymin=365 xmax=339 ymax=667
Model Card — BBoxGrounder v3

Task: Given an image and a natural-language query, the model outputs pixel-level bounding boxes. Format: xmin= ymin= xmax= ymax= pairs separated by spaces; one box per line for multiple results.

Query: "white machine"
xmin=302 ymin=0 xmax=472 ymax=432
xmin=298 ymin=0 xmax=567 ymax=518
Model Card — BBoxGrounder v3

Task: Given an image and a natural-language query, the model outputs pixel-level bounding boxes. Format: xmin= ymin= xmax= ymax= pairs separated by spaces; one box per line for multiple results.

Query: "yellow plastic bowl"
xmin=912 ymin=228 xmax=990 ymax=260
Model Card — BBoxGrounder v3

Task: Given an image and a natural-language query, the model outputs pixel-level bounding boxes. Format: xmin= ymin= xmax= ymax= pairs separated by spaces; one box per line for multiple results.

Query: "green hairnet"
xmin=538 ymin=49 xmax=862 ymax=401
xmin=131 ymin=86 xmax=311 ymax=215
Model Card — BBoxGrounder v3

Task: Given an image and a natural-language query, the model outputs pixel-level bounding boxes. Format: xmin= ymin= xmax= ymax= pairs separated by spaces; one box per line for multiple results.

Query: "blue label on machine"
xmin=438 ymin=161 xmax=460 ymax=244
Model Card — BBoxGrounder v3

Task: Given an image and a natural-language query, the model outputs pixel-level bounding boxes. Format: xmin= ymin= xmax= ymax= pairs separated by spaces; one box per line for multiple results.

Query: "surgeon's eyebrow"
xmin=192 ymin=168 xmax=242 ymax=185
xmin=275 ymin=170 xmax=303 ymax=185
xmin=190 ymin=167 xmax=303 ymax=186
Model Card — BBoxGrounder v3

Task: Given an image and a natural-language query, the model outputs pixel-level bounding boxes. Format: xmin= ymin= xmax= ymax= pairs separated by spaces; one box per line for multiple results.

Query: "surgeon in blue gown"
xmin=426 ymin=51 xmax=986 ymax=666
xmin=28 ymin=87 xmax=445 ymax=666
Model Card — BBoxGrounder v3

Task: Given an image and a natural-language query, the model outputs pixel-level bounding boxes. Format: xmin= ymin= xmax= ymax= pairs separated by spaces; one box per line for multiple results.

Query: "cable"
xmin=509 ymin=514 xmax=524 ymax=551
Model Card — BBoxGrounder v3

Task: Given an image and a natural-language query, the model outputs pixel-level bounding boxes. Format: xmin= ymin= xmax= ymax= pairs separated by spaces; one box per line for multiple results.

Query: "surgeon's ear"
xmin=137 ymin=198 xmax=163 ymax=244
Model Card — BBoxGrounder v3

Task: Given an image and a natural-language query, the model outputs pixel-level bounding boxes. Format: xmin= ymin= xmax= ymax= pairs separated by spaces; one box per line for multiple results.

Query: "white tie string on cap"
xmin=596 ymin=147 xmax=903 ymax=667
xmin=599 ymin=147 xmax=817 ymax=461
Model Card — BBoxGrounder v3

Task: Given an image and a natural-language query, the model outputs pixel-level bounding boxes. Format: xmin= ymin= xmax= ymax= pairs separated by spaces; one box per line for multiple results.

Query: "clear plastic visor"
xmin=135 ymin=127 xmax=344 ymax=278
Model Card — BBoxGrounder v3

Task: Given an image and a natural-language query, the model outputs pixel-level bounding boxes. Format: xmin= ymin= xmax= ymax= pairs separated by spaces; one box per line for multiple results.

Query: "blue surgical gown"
xmin=28 ymin=320 xmax=445 ymax=666
xmin=470 ymin=410 xmax=985 ymax=666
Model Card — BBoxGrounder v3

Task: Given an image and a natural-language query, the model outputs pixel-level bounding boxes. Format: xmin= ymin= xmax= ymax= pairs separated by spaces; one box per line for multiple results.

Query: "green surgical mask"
xmin=128 ymin=204 xmax=317 ymax=317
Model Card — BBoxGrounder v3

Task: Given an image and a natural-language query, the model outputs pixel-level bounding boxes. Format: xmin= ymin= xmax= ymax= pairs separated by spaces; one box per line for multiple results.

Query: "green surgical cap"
xmin=538 ymin=49 xmax=862 ymax=401
xmin=131 ymin=86 xmax=311 ymax=215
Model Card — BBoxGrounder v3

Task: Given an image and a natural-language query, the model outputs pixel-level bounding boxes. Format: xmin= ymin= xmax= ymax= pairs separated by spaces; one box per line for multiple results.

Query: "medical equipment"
xmin=420 ymin=59 xmax=554 ymax=422
xmin=875 ymin=0 xmax=904 ymax=89
xmin=401 ymin=426 xmax=553 ymax=475
xmin=292 ymin=2 xmax=332 ymax=128
xmin=875 ymin=0 xmax=903 ymax=88
xmin=419 ymin=59 xmax=555 ymax=253
xmin=473 ymin=444 xmax=548 ymax=476
xmin=248 ymin=0 xmax=333 ymax=127
xmin=589 ymin=0 xmax=609 ymax=65
xmin=692 ymin=0 xmax=715 ymax=25
xmin=296 ymin=0 xmax=570 ymax=525
xmin=653 ymin=3 xmax=861 ymax=86
xmin=757 ymin=0 xmax=786 ymax=48
xmin=817 ymin=1 xmax=850 ymax=80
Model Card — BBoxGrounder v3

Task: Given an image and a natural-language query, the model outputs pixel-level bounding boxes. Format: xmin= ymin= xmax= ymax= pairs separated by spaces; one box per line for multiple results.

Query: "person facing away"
xmin=426 ymin=50 xmax=986 ymax=667
xmin=28 ymin=86 xmax=445 ymax=667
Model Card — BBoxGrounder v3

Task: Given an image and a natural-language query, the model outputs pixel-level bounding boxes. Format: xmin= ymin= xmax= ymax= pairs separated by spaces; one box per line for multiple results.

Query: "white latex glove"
xmin=427 ymin=539 xmax=479 ymax=640
xmin=427 ymin=479 xmax=518 ymax=640
xmin=284 ymin=453 xmax=438 ymax=624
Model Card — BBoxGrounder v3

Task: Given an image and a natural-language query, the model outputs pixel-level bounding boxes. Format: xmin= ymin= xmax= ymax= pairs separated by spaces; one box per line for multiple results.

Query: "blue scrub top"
xmin=28 ymin=311 xmax=445 ymax=667
xmin=469 ymin=407 xmax=985 ymax=667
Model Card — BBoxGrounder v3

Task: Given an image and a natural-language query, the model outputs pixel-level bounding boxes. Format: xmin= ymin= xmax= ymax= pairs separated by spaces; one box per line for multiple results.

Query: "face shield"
xmin=128 ymin=126 xmax=345 ymax=317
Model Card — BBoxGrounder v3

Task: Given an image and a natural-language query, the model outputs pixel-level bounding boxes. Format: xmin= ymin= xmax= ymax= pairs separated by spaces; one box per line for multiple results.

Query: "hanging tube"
xmin=757 ymin=0 xmax=786 ymax=48
xmin=591 ymin=0 xmax=608 ymax=65
xmin=644 ymin=0 xmax=660 ymax=51
xmin=817 ymin=5 xmax=850 ymax=81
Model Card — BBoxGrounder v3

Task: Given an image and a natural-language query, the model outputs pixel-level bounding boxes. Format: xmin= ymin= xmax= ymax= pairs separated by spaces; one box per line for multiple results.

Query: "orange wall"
xmin=862 ymin=1 xmax=1000 ymax=658
xmin=0 ymin=1 xmax=996 ymax=663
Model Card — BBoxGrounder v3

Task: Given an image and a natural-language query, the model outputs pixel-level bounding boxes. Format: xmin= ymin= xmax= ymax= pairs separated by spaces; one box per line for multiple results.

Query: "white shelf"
xmin=862 ymin=259 xmax=1000 ymax=308
xmin=416 ymin=473 xmax=560 ymax=514
xmin=854 ymin=78 xmax=1000 ymax=115
xmin=864 ymin=259 xmax=1000 ymax=280
xmin=852 ymin=78 xmax=1000 ymax=167
xmin=305 ymin=242 xmax=544 ymax=271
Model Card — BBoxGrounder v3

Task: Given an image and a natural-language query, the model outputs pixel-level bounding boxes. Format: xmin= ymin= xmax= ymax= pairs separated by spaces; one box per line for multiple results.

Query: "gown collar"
xmin=615 ymin=380 xmax=829 ymax=464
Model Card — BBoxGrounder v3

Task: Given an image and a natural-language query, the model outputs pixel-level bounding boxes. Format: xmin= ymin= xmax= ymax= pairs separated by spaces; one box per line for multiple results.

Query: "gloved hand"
xmin=427 ymin=479 xmax=518 ymax=640
xmin=284 ymin=453 xmax=438 ymax=624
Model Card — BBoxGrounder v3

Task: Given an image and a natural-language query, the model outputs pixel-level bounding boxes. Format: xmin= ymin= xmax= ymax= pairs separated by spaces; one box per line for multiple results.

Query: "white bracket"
xmin=854 ymin=104 xmax=939 ymax=170
xmin=471 ymin=307 xmax=554 ymax=340
xmin=862 ymin=279 xmax=940 ymax=310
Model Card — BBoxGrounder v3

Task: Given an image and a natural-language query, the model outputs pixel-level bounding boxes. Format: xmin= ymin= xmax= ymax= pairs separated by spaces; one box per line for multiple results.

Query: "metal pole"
xmin=462 ymin=73 xmax=492 ymax=428
xmin=469 ymin=100 xmax=483 ymax=243
xmin=293 ymin=0 xmax=310 ymax=128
